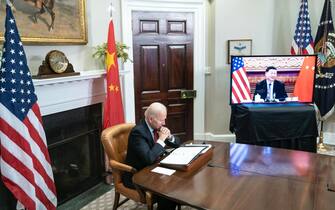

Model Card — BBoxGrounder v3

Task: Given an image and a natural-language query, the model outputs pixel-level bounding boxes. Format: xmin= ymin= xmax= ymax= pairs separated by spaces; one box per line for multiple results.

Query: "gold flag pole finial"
xmin=108 ymin=1 xmax=114 ymax=19
xmin=318 ymin=121 xmax=330 ymax=152
xmin=6 ymin=0 xmax=15 ymax=11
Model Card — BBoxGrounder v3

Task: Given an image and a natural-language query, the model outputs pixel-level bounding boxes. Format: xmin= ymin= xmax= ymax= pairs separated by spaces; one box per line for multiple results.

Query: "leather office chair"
xmin=101 ymin=123 xmax=154 ymax=210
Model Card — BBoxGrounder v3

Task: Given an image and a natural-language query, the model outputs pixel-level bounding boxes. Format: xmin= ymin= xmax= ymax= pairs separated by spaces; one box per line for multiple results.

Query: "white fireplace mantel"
xmin=33 ymin=70 xmax=106 ymax=116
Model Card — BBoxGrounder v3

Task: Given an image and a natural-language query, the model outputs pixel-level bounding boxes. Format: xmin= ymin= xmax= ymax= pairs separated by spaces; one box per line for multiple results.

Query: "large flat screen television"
xmin=230 ymin=55 xmax=317 ymax=104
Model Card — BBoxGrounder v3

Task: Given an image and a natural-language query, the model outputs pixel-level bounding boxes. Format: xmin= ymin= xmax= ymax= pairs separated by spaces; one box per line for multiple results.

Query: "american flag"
xmin=231 ymin=57 xmax=251 ymax=104
xmin=0 ymin=5 xmax=57 ymax=210
xmin=291 ymin=0 xmax=314 ymax=55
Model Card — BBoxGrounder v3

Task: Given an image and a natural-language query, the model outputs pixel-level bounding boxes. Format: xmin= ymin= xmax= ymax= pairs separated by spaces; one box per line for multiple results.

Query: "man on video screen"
xmin=253 ymin=66 xmax=288 ymax=102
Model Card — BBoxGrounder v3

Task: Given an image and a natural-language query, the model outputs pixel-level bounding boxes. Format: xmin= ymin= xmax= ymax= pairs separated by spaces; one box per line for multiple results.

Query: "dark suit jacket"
xmin=253 ymin=79 xmax=288 ymax=101
xmin=122 ymin=119 xmax=165 ymax=188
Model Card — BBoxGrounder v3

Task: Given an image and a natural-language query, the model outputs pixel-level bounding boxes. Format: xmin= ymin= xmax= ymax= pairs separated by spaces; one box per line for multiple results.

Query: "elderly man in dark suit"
xmin=122 ymin=102 xmax=179 ymax=210
xmin=254 ymin=66 xmax=288 ymax=102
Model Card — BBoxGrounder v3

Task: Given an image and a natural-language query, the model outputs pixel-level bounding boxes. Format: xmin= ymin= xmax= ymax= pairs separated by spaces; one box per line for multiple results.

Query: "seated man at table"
xmin=122 ymin=102 xmax=180 ymax=210
xmin=253 ymin=66 xmax=288 ymax=102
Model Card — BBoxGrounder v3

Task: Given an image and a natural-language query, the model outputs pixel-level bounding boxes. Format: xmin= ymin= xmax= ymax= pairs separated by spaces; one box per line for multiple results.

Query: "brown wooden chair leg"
xmin=145 ymin=191 xmax=153 ymax=210
xmin=177 ymin=204 xmax=181 ymax=210
xmin=113 ymin=191 xmax=120 ymax=210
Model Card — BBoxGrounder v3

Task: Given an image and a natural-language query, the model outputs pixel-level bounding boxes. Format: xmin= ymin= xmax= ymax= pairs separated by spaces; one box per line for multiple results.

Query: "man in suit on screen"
xmin=253 ymin=66 xmax=288 ymax=102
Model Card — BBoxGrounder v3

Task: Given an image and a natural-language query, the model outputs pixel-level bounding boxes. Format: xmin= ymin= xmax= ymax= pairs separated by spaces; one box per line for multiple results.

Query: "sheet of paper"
xmin=151 ymin=167 xmax=176 ymax=175
xmin=184 ymin=143 xmax=212 ymax=154
xmin=160 ymin=146 xmax=206 ymax=165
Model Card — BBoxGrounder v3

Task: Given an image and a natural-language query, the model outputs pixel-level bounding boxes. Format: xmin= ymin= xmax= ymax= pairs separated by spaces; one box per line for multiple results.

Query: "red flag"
xmin=103 ymin=20 xmax=125 ymax=129
xmin=293 ymin=56 xmax=316 ymax=102
xmin=0 ymin=5 xmax=57 ymax=209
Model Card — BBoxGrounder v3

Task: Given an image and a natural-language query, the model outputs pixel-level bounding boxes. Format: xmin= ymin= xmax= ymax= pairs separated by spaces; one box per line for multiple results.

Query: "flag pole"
xmin=317 ymin=120 xmax=330 ymax=152
xmin=104 ymin=0 xmax=115 ymax=185
xmin=298 ymin=0 xmax=304 ymax=55
xmin=108 ymin=1 xmax=113 ymax=20
xmin=6 ymin=0 xmax=14 ymax=10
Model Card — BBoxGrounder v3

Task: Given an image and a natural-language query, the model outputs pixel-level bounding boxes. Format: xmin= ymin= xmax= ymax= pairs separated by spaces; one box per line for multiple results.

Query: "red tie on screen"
xmin=153 ymin=130 xmax=159 ymax=143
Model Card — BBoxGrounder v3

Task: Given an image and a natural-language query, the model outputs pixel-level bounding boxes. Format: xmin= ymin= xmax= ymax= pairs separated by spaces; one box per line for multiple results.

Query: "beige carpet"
xmin=317 ymin=144 xmax=335 ymax=156
xmin=80 ymin=189 xmax=147 ymax=210
xmin=80 ymin=189 xmax=195 ymax=210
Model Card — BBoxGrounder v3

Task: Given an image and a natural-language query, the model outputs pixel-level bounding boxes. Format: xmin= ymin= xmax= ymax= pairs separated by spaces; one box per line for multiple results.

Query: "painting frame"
xmin=227 ymin=39 xmax=252 ymax=64
xmin=0 ymin=0 xmax=87 ymax=45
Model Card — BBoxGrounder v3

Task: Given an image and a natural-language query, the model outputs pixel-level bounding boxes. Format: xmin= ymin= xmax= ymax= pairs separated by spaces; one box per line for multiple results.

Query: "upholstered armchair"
xmin=101 ymin=123 xmax=154 ymax=210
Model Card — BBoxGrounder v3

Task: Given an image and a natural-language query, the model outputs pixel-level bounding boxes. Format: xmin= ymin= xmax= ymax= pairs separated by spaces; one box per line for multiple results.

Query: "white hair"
xmin=144 ymin=102 xmax=167 ymax=119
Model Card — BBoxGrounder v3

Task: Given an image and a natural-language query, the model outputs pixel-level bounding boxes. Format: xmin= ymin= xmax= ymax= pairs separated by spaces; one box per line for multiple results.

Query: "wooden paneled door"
xmin=132 ymin=11 xmax=194 ymax=142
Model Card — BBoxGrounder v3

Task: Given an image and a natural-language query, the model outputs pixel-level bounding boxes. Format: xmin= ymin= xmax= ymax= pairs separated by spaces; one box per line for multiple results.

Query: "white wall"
xmin=23 ymin=0 xmax=122 ymax=75
xmin=206 ymin=0 xmax=275 ymax=135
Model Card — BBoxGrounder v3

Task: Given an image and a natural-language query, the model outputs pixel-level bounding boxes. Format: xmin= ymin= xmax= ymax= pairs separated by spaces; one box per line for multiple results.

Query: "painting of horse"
xmin=8 ymin=0 xmax=55 ymax=31
xmin=0 ymin=0 xmax=87 ymax=44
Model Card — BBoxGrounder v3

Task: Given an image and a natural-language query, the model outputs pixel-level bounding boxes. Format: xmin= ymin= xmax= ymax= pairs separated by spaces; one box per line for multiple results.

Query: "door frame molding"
xmin=121 ymin=0 xmax=206 ymax=139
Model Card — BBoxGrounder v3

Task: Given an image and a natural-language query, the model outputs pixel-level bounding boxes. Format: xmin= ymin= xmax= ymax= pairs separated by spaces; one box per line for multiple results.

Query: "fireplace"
xmin=45 ymin=104 xmax=104 ymax=204
xmin=35 ymin=71 xmax=107 ymax=204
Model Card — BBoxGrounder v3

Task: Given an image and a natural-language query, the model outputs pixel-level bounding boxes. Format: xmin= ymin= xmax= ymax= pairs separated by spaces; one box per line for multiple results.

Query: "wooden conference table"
xmin=133 ymin=141 xmax=335 ymax=210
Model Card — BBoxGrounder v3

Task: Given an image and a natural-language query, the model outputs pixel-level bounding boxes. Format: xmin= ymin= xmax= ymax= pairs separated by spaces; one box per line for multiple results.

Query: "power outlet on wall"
xmin=205 ymin=66 xmax=211 ymax=75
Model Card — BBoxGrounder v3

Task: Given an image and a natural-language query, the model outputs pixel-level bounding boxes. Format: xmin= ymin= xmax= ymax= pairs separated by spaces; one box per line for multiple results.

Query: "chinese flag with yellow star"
xmin=103 ymin=20 xmax=125 ymax=129
xmin=293 ymin=56 xmax=316 ymax=102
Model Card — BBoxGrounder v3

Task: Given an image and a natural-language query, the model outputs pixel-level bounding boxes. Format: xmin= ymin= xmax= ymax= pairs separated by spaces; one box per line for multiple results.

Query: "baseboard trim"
xmin=322 ymin=132 xmax=335 ymax=145
xmin=194 ymin=133 xmax=236 ymax=143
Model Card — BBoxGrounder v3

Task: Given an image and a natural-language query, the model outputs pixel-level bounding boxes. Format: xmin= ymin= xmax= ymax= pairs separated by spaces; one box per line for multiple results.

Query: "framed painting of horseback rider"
xmin=0 ymin=0 xmax=87 ymax=44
